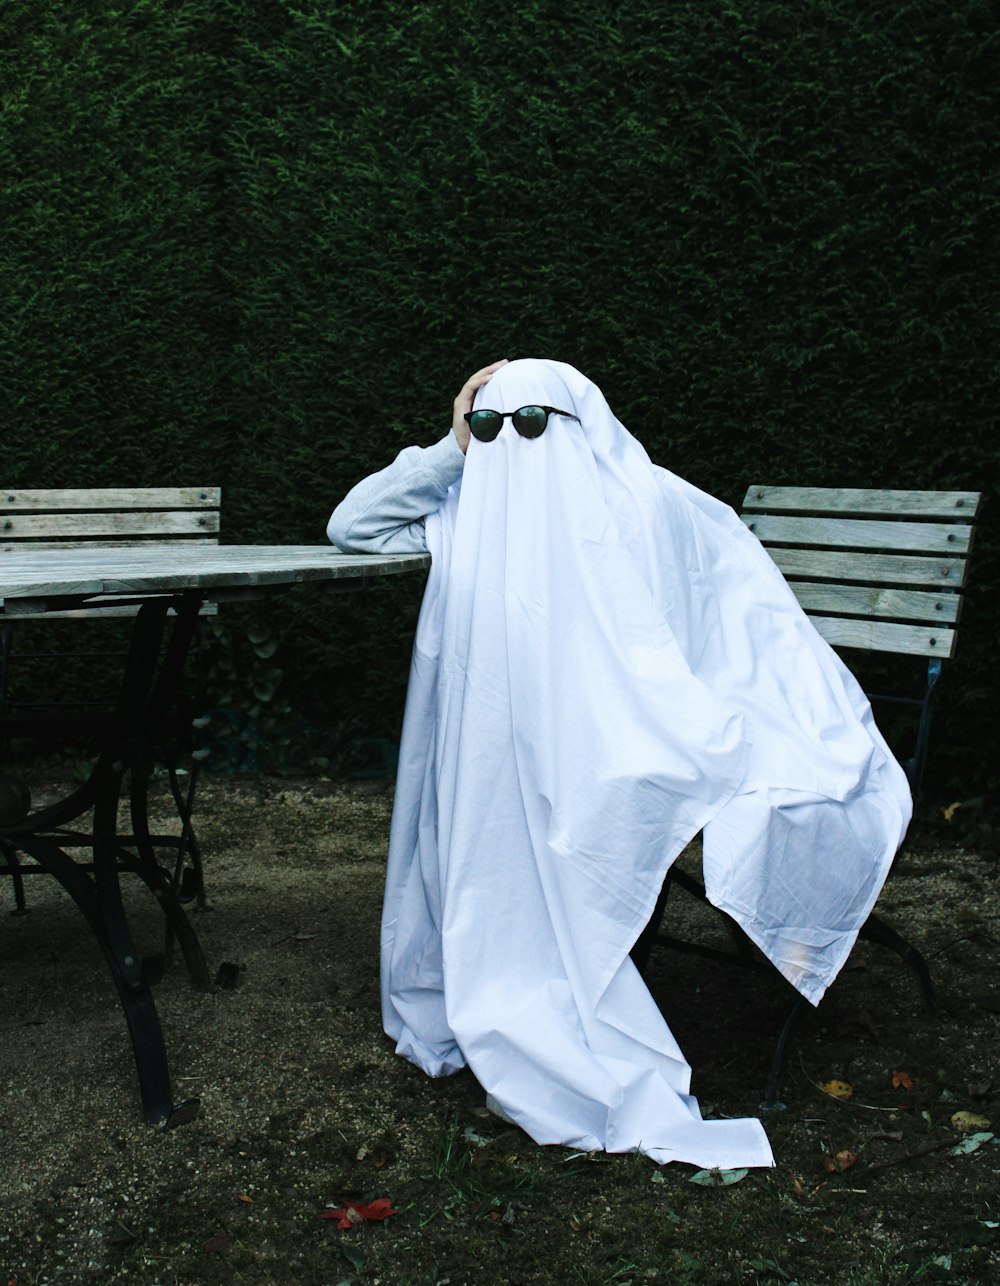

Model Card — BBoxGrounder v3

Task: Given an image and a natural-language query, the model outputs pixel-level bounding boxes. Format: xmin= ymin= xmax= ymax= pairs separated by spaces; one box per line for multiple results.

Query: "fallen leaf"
xmin=822 ymin=1149 xmax=858 ymax=1174
xmin=340 ymin=1243 xmax=365 ymax=1269
xmin=238 ymin=1193 xmax=253 ymax=1204
xmin=319 ymin=1197 xmax=398 ymax=1229
xmin=951 ymin=1111 xmax=992 ymax=1133
xmin=791 ymin=1174 xmax=806 ymax=1200
xmin=819 ymin=1079 xmax=853 ymax=1100
xmin=689 ymin=1167 xmax=749 ymax=1186
xmin=355 ymin=1143 xmax=389 ymax=1167
xmin=892 ymin=1071 xmax=914 ymax=1090
xmin=942 ymin=801 xmax=962 ymax=822
xmin=950 ymin=1131 xmax=995 ymax=1156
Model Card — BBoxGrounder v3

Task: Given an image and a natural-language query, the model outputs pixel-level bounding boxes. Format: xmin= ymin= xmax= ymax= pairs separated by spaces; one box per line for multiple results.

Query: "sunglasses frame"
xmin=463 ymin=404 xmax=580 ymax=442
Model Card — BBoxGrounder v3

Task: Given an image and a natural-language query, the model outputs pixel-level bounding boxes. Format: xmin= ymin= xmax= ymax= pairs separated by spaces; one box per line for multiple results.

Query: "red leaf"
xmin=320 ymin=1197 xmax=398 ymax=1228
xmin=892 ymin=1071 xmax=914 ymax=1090
xmin=361 ymin=1198 xmax=398 ymax=1221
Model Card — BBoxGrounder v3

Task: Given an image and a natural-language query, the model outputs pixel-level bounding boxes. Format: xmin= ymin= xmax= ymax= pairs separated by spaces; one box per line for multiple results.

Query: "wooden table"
xmin=0 ymin=546 xmax=429 ymax=1126
xmin=0 ymin=545 xmax=430 ymax=614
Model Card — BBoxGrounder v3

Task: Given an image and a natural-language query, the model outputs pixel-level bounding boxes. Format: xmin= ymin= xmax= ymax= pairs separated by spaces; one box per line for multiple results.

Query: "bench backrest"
xmin=1 ymin=487 xmax=221 ymax=552
xmin=739 ymin=486 xmax=981 ymax=660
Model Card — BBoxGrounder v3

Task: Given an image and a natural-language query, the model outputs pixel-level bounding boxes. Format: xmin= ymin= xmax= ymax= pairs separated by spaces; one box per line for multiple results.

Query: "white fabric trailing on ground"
xmin=379 ymin=359 xmax=910 ymax=1170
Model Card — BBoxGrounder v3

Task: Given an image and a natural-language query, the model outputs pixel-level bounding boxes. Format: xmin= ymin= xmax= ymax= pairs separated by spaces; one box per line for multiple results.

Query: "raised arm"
xmin=326 ymin=360 xmax=508 ymax=554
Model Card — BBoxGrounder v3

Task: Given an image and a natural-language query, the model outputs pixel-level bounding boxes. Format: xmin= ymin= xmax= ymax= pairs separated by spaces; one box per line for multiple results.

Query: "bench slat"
xmin=809 ymin=615 xmax=956 ymax=658
xmin=742 ymin=486 xmax=980 ymax=519
xmin=3 ymin=512 xmax=221 ymax=540
xmin=786 ymin=582 xmax=961 ymax=624
xmin=1 ymin=487 xmax=221 ymax=512
xmin=743 ymin=513 xmax=973 ymax=554
xmin=2 ymin=537 xmax=219 ymax=554
xmin=767 ymin=547 xmax=969 ymax=588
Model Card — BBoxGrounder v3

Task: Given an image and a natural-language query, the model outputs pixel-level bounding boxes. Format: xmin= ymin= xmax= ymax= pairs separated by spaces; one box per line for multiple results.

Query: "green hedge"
xmin=3 ymin=0 xmax=997 ymax=795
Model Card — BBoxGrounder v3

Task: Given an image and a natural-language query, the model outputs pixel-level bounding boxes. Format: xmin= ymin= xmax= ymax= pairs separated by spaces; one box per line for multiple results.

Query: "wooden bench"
xmin=740 ymin=485 xmax=980 ymax=795
xmin=1 ymin=487 xmax=221 ymax=910
xmin=1 ymin=487 xmax=221 ymax=611
xmin=633 ymin=484 xmax=982 ymax=1107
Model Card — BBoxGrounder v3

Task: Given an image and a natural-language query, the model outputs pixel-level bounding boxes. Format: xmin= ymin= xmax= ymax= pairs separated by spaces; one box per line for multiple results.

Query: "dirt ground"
xmin=1 ymin=774 xmax=998 ymax=1285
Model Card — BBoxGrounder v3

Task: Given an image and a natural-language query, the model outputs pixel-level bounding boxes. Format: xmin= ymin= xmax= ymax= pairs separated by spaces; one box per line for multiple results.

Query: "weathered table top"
xmin=0 ymin=545 xmax=431 ymax=613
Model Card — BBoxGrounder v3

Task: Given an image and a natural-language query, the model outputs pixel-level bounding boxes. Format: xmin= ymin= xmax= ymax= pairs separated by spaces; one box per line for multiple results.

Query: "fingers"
xmin=452 ymin=358 xmax=509 ymax=453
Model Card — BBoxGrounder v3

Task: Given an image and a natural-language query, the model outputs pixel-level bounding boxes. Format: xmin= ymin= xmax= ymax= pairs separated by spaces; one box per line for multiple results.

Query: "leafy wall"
xmin=3 ymin=0 xmax=997 ymax=794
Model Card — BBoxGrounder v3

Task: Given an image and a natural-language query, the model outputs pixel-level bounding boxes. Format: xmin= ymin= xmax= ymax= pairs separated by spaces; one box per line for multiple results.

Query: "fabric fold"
xmin=380 ymin=358 xmax=910 ymax=1170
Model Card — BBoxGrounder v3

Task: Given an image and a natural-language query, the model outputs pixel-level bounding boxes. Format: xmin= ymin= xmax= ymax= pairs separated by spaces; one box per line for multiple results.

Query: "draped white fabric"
xmin=380 ymin=359 xmax=910 ymax=1169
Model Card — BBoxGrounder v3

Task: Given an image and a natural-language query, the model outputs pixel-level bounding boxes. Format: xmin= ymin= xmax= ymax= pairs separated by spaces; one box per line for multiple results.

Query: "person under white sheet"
xmin=327 ymin=357 xmax=911 ymax=1170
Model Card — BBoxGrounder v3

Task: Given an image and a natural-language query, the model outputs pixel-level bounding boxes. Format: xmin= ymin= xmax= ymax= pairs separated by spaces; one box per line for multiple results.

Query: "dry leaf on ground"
xmin=950 ymin=1111 xmax=991 ymax=1133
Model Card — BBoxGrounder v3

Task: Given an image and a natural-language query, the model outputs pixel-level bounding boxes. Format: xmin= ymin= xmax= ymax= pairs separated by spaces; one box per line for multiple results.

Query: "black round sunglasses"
xmin=463 ymin=405 xmax=580 ymax=442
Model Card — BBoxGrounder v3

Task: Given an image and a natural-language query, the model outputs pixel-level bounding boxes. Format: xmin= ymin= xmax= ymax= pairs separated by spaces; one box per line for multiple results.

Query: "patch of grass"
xmin=421 ymin=1115 xmax=550 ymax=1222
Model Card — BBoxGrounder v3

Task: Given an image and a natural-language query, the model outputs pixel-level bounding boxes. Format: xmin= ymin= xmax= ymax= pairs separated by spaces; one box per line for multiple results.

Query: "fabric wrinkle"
xmin=375 ymin=357 xmax=911 ymax=1169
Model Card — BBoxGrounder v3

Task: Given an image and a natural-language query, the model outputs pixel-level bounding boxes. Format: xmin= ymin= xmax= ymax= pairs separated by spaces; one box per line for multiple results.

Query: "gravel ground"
xmin=1 ymin=774 xmax=998 ymax=1285
xmin=1 ymin=775 xmax=401 ymax=1281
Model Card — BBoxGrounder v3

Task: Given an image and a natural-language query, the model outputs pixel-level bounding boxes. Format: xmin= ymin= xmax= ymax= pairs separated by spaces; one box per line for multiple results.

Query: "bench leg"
xmin=860 ymin=912 xmax=934 ymax=1010
xmin=760 ymin=992 xmax=810 ymax=1113
xmin=2 ymin=838 xmax=29 ymax=914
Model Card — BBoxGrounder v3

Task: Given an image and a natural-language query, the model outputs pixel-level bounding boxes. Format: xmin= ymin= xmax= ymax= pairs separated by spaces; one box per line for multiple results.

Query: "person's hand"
xmin=452 ymin=359 xmax=509 ymax=454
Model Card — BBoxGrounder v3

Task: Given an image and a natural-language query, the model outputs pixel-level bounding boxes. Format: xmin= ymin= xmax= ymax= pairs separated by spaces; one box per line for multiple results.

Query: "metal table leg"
xmin=1 ymin=592 xmax=210 ymax=1126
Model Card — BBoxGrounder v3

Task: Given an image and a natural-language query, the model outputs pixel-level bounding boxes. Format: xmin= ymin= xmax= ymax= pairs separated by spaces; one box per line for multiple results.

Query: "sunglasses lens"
xmin=469 ymin=411 xmax=503 ymax=441
xmin=512 ymin=406 xmax=548 ymax=438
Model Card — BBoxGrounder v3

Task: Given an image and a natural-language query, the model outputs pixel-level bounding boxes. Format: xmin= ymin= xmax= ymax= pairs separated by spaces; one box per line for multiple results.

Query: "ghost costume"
xmin=327 ymin=359 xmax=911 ymax=1170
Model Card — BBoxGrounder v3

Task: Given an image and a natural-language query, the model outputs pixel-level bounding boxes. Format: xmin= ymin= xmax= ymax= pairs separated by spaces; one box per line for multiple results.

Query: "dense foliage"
xmin=3 ymin=0 xmax=997 ymax=793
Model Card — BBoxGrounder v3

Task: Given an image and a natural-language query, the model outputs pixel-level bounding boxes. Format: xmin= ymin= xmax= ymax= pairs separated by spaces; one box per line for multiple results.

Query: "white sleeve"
xmin=326 ymin=434 xmax=465 ymax=554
